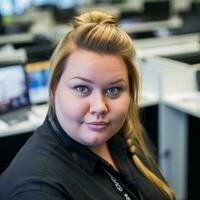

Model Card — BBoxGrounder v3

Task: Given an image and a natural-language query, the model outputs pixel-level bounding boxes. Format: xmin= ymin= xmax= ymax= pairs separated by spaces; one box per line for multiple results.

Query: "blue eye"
xmin=74 ymin=85 xmax=90 ymax=96
xmin=106 ymin=87 xmax=121 ymax=98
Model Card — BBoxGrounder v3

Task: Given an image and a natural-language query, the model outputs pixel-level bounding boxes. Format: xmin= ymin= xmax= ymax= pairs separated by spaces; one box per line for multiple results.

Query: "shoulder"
xmin=0 ymin=119 xmax=73 ymax=200
xmin=0 ymin=188 xmax=73 ymax=200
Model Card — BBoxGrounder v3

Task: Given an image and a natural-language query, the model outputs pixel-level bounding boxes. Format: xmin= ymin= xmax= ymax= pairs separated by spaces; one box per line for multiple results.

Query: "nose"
xmin=89 ymin=93 xmax=108 ymax=117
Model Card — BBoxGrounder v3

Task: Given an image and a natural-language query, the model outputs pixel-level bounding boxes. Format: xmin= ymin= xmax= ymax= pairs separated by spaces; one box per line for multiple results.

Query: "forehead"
xmin=62 ymin=49 xmax=128 ymax=79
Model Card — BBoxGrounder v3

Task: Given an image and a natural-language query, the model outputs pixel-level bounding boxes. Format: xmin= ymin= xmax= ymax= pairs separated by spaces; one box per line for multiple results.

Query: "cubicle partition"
xmin=160 ymin=60 xmax=200 ymax=200
xmin=141 ymin=56 xmax=200 ymax=200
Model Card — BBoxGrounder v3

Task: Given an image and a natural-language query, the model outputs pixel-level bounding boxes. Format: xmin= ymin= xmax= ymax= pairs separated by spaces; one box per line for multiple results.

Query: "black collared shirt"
xmin=0 ymin=114 xmax=168 ymax=200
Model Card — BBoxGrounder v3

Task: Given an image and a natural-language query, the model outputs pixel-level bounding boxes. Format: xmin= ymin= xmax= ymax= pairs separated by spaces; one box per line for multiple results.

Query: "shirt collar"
xmin=47 ymin=109 xmax=127 ymax=174
xmin=47 ymin=110 xmax=102 ymax=174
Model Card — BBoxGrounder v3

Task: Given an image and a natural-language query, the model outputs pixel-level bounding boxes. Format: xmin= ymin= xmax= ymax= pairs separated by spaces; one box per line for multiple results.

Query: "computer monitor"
xmin=0 ymin=0 xmax=13 ymax=16
xmin=56 ymin=0 xmax=77 ymax=9
xmin=164 ymin=51 xmax=200 ymax=65
xmin=32 ymin=0 xmax=55 ymax=7
xmin=0 ymin=0 xmax=32 ymax=16
xmin=32 ymin=0 xmax=78 ymax=8
xmin=25 ymin=60 xmax=49 ymax=104
xmin=144 ymin=0 xmax=170 ymax=21
xmin=14 ymin=0 xmax=32 ymax=15
xmin=0 ymin=63 xmax=30 ymax=114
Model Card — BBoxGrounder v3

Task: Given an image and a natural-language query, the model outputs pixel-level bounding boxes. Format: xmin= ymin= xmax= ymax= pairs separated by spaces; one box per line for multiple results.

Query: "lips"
xmin=85 ymin=121 xmax=110 ymax=131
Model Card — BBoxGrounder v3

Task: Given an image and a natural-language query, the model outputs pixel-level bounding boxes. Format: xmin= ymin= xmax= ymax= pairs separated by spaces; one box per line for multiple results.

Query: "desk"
xmin=134 ymin=33 xmax=200 ymax=59
xmin=139 ymin=91 xmax=159 ymax=108
xmin=0 ymin=104 xmax=48 ymax=137
xmin=0 ymin=33 xmax=34 ymax=45
xmin=0 ymin=104 xmax=48 ymax=174
xmin=164 ymin=92 xmax=200 ymax=118
xmin=120 ymin=16 xmax=183 ymax=34
xmin=0 ymin=94 xmax=159 ymax=136
xmin=0 ymin=97 xmax=159 ymax=174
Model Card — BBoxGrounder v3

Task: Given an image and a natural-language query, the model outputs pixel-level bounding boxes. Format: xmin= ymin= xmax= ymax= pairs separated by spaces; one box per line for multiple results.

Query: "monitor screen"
xmin=14 ymin=0 xmax=32 ymax=15
xmin=164 ymin=52 xmax=200 ymax=65
xmin=0 ymin=0 xmax=32 ymax=16
xmin=56 ymin=0 xmax=77 ymax=9
xmin=33 ymin=0 xmax=79 ymax=9
xmin=25 ymin=60 xmax=49 ymax=104
xmin=32 ymin=0 xmax=55 ymax=6
xmin=0 ymin=64 xmax=30 ymax=114
xmin=0 ymin=0 xmax=13 ymax=16
xmin=144 ymin=0 xmax=170 ymax=21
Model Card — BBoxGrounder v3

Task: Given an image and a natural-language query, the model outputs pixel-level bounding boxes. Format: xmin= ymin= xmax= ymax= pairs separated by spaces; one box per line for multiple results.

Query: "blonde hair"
xmin=48 ymin=10 xmax=175 ymax=200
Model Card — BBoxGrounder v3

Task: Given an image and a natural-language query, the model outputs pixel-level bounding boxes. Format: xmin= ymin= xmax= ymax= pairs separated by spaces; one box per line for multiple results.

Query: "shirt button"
xmin=71 ymin=152 xmax=79 ymax=161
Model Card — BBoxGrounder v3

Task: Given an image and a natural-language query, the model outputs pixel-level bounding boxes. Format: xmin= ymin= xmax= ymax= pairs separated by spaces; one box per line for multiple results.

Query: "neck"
xmin=89 ymin=143 xmax=119 ymax=172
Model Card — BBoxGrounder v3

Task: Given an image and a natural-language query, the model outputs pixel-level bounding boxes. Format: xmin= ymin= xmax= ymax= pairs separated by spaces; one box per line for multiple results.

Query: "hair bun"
xmin=72 ymin=10 xmax=118 ymax=28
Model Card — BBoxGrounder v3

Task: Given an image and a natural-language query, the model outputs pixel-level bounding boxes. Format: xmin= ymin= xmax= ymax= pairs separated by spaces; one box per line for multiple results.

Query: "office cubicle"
xmin=0 ymin=2 xmax=199 ymax=198
xmin=134 ymin=32 xmax=200 ymax=199
xmin=160 ymin=51 xmax=200 ymax=200
xmin=141 ymin=55 xmax=200 ymax=200
xmin=164 ymin=51 xmax=200 ymax=65
xmin=134 ymin=32 xmax=200 ymax=59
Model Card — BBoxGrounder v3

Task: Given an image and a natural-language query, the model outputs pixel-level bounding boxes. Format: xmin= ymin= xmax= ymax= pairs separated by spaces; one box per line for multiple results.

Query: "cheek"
xmin=111 ymin=95 xmax=130 ymax=122
xmin=116 ymin=105 xmax=129 ymax=121
xmin=55 ymin=89 xmax=89 ymax=120
xmin=66 ymin=100 xmax=88 ymax=120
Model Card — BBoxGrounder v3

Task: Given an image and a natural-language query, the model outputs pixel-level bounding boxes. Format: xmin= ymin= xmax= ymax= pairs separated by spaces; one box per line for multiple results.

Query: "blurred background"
xmin=0 ymin=1 xmax=200 ymax=200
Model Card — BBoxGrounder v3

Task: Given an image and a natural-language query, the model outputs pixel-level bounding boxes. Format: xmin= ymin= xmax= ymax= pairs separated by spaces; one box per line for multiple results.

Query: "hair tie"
xmin=126 ymin=138 xmax=132 ymax=147
xmin=130 ymin=145 xmax=137 ymax=155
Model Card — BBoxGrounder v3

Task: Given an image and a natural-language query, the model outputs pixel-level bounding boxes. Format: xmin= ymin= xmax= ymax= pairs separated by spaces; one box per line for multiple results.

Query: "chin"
xmin=84 ymin=137 xmax=109 ymax=148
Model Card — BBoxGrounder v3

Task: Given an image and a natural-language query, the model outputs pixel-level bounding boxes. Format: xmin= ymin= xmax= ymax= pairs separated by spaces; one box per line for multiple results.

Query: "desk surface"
xmin=0 ymin=104 xmax=48 ymax=137
xmin=139 ymin=91 xmax=159 ymax=107
xmin=136 ymin=42 xmax=200 ymax=58
xmin=0 ymin=94 xmax=158 ymax=137
xmin=0 ymin=33 xmax=34 ymax=45
xmin=120 ymin=16 xmax=183 ymax=34
xmin=163 ymin=91 xmax=200 ymax=118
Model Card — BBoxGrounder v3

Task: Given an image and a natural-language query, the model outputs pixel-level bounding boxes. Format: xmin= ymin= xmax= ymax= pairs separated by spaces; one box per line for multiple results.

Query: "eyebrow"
xmin=70 ymin=77 xmax=94 ymax=83
xmin=71 ymin=76 xmax=126 ymax=85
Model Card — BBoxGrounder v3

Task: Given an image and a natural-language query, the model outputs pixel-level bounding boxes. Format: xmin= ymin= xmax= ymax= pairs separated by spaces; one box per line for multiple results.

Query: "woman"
xmin=0 ymin=10 xmax=175 ymax=200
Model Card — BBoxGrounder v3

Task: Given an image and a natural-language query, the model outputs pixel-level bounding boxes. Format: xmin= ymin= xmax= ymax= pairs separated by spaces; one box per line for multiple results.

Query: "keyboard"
xmin=0 ymin=109 xmax=30 ymax=126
